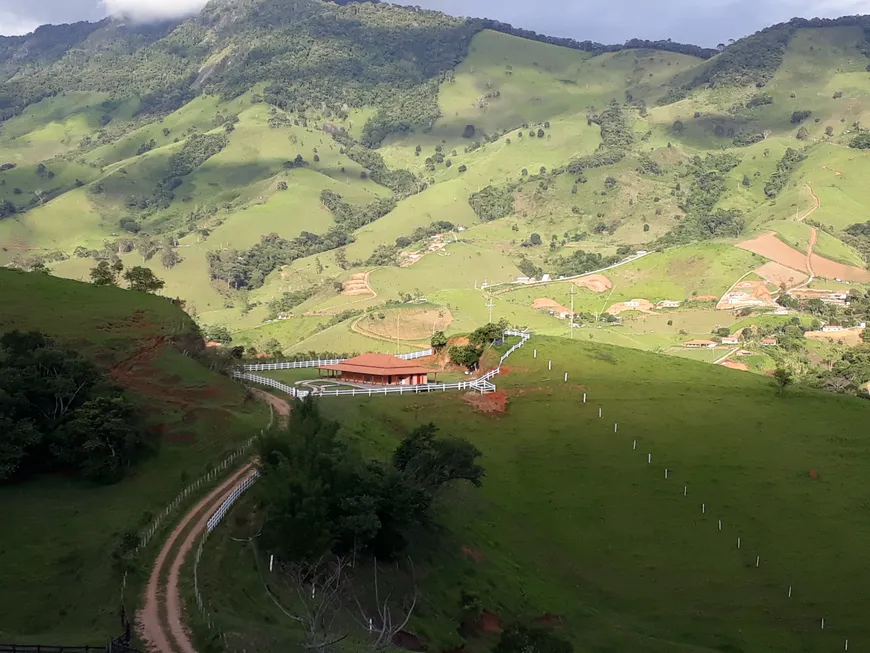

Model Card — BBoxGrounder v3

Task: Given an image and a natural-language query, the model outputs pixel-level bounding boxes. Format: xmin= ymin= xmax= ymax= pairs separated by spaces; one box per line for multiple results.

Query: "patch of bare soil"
xmin=755 ymin=261 xmax=807 ymax=288
xmin=532 ymin=298 xmax=572 ymax=314
xmin=463 ymin=391 xmax=509 ymax=414
xmin=572 ymin=274 xmax=612 ymax=292
xmin=691 ymin=295 xmax=719 ymax=302
xmin=461 ymin=545 xmax=485 ymax=563
xmin=607 ymin=298 xmax=654 ymax=314
xmin=720 ymin=359 xmax=750 ymax=371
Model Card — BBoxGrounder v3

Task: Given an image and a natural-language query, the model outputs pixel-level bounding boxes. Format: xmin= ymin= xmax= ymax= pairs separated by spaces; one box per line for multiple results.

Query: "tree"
xmin=123 ymin=266 xmax=165 ymax=293
xmin=90 ymin=260 xmax=122 ymax=287
xmin=773 ymin=366 xmax=794 ymax=395
xmin=825 ymin=126 xmax=834 ymax=137
xmin=462 ymin=124 xmax=476 ymax=138
xmin=796 ymin=126 xmax=809 ymax=140
xmin=449 ymin=344 xmax=482 ymax=368
xmin=742 ymin=174 xmax=751 ymax=187
xmin=393 ymin=423 xmax=484 ymax=492
xmin=537 ymin=128 xmax=545 ymax=138
xmin=203 ymin=325 xmax=233 ymax=344
xmin=791 ymin=110 xmax=812 ymax=124
xmin=458 ymin=164 xmax=467 ymax=173
xmin=431 ymin=331 xmax=448 ymax=350
xmin=672 ymin=120 xmax=685 ymax=134
xmin=277 ymin=181 xmax=288 ymax=190
xmin=29 ymin=262 xmax=51 ymax=275
xmin=643 ymin=223 xmax=650 ymax=232
xmin=529 ymin=232 xmax=542 ymax=246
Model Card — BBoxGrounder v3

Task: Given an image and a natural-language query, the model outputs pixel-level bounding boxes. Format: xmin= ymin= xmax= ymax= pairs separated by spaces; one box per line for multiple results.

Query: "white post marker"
xmin=564 ymin=372 xmax=568 ymax=382
xmin=648 ymin=453 xmax=651 ymax=464
xmin=614 ymin=423 xmax=618 ymax=433
xmin=633 ymin=439 xmax=637 ymax=450
xmin=684 ymin=485 xmax=687 ymax=496
xmin=845 ymin=639 xmax=848 ymax=651
xmin=821 ymin=618 xmax=825 ymax=630
xmin=599 ymin=407 xmax=603 ymax=418
xmin=718 ymin=520 xmax=722 ymax=531
xmin=788 ymin=585 xmax=792 ymax=598
xmin=756 ymin=556 xmax=760 ymax=568
xmin=269 ymin=555 xmax=274 ymax=572
xmin=548 ymin=360 xmax=552 ymax=370
xmin=737 ymin=537 xmax=741 ymax=549
xmin=702 ymin=503 xmax=705 ymax=513
xmin=583 ymin=392 xmax=587 ymax=403
xmin=534 ymin=349 xmax=537 ymax=359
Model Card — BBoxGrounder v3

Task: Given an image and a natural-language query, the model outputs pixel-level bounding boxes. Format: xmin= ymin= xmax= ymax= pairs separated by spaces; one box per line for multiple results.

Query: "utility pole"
xmin=570 ymin=284 xmax=575 ymax=338
xmin=486 ymin=293 xmax=495 ymax=324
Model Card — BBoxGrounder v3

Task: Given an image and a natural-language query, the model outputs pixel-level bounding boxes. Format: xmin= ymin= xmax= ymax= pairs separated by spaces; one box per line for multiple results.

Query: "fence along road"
xmin=232 ymin=333 xmax=531 ymax=399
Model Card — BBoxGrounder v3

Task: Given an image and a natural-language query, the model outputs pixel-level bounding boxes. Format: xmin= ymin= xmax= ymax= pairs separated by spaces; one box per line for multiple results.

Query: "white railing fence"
xmin=136 ymin=436 xmax=258 ymax=553
xmin=233 ymin=333 xmax=532 ymax=400
xmin=237 ymin=348 xmax=434 ymax=372
xmin=193 ymin=470 xmax=261 ymax=649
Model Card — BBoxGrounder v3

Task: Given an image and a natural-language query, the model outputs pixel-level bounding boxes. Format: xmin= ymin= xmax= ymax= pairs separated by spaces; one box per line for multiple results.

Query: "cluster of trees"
xmin=849 ymin=131 xmax=870 ymax=150
xmin=657 ymin=153 xmax=745 ymax=246
xmin=267 ymin=286 xmax=319 ymax=319
xmin=207 ymin=230 xmax=353 ymax=290
xmin=843 ymin=220 xmax=870 ymax=265
xmin=764 ymin=147 xmax=805 ymax=198
xmin=0 ymin=331 xmax=146 ymax=483
xmin=553 ymin=250 xmax=620 ymax=277
xmin=448 ymin=320 xmax=509 ymax=369
xmin=395 ymin=220 xmax=455 ymax=247
xmin=320 ymin=190 xmax=397 ymax=231
xmin=468 ymin=185 xmax=516 ymax=222
xmin=331 ymin=133 xmax=421 ymax=196
xmin=257 ymin=399 xmax=484 ymax=561
xmin=90 ymin=260 xmax=165 ymax=293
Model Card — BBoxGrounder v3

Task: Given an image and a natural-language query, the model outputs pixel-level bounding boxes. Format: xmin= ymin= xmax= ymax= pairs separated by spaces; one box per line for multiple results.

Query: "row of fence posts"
xmin=192 ymin=472 xmax=262 ymax=652
xmin=541 ymin=350 xmax=853 ymax=651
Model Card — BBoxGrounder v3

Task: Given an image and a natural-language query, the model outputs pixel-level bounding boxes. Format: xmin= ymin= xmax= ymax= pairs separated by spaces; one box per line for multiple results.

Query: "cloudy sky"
xmin=1 ymin=0 xmax=870 ymax=45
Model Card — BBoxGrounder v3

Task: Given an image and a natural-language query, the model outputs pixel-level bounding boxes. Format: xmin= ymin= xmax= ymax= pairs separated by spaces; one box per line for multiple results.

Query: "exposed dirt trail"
xmin=249 ymin=388 xmax=291 ymax=425
xmin=137 ymin=464 xmax=254 ymax=653
xmin=794 ymin=183 xmax=821 ymax=289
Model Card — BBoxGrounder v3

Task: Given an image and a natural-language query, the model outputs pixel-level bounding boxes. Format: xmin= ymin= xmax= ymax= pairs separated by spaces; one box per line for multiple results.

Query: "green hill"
xmin=195 ymin=335 xmax=870 ymax=652
xmin=0 ymin=269 xmax=266 ymax=643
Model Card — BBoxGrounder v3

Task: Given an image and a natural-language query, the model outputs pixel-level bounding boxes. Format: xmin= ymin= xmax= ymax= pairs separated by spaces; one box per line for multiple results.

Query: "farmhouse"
xmin=657 ymin=300 xmax=682 ymax=308
xmin=721 ymin=336 xmax=740 ymax=345
xmin=318 ymin=353 xmax=431 ymax=386
xmin=762 ymin=338 xmax=778 ymax=346
xmin=683 ymin=339 xmax=717 ymax=349
xmin=822 ymin=325 xmax=843 ymax=332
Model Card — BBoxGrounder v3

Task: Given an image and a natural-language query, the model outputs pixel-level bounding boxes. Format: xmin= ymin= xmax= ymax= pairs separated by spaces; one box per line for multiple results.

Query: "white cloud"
xmin=101 ymin=0 xmax=208 ymax=22
xmin=0 ymin=10 xmax=39 ymax=35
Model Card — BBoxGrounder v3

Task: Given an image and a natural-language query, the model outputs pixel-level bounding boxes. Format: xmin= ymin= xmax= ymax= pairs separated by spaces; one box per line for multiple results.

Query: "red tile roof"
xmin=319 ymin=353 xmax=431 ymax=376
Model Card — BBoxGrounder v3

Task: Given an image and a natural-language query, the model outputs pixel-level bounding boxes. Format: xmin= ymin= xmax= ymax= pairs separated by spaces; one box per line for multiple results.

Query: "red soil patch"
xmin=532 ymin=298 xmax=572 ymax=314
xmin=607 ymin=298 xmax=654 ymax=314
xmin=572 ymin=274 xmax=612 ymax=292
xmin=810 ymin=469 xmax=819 ymax=480
xmin=461 ymin=545 xmax=485 ymax=564
xmin=809 ymin=253 xmax=870 ymax=282
xmin=691 ymin=295 xmax=718 ymax=302
xmin=392 ymin=631 xmax=427 ymax=652
xmin=533 ymin=613 xmax=565 ymax=626
xmin=755 ymin=261 xmax=807 ymax=288
xmin=480 ymin=611 xmax=503 ymax=634
xmin=463 ymin=391 xmax=508 ymax=413
xmin=721 ymin=359 xmax=750 ymax=371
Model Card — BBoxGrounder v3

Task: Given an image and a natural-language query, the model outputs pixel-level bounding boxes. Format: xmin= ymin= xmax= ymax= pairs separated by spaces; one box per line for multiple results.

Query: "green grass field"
xmin=0 ymin=270 xmax=267 ymax=643
xmin=193 ymin=335 xmax=870 ymax=652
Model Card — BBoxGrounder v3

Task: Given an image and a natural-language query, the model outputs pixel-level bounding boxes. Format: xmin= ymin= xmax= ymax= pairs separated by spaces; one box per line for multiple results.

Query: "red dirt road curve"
xmin=138 ymin=464 xmax=255 ymax=653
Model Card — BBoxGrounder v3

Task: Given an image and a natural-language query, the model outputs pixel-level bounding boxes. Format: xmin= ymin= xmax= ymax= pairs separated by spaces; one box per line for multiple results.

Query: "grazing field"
xmin=198 ymin=335 xmax=870 ymax=652
xmin=0 ymin=270 xmax=266 ymax=644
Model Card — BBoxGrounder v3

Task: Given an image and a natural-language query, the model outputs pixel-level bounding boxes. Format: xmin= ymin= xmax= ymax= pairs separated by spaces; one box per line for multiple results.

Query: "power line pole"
xmin=570 ymin=284 xmax=575 ymax=338
xmin=486 ymin=293 xmax=495 ymax=324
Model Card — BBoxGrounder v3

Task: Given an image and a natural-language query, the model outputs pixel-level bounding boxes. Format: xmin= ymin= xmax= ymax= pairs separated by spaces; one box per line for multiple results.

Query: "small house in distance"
xmin=721 ymin=336 xmax=740 ymax=345
xmin=762 ymin=338 xmax=778 ymax=346
xmin=318 ymin=353 xmax=432 ymax=386
xmin=683 ymin=339 xmax=717 ymax=349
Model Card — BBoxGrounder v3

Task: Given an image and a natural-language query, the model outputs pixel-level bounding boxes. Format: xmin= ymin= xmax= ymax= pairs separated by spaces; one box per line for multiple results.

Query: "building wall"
xmin=339 ymin=371 xmax=428 ymax=385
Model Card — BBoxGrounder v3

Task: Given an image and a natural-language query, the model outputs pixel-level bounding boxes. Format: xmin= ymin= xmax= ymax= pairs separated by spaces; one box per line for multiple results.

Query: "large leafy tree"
xmin=124 ymin=266 xmax=165 ymax=293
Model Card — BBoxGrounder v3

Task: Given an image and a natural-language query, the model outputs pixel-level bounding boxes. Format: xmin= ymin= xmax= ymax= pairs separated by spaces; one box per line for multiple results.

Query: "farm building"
xmin=721 ymin=336 xmax=740 ymax=345
xmin=318 ymin=353 xmax=431 ymax=386
xmin=822 ymin=325 xmax=843 ymax=332
xmin=762 ymin=338 xmax=778 ymax=346
xmin=683 ymin=340 xmax=717 ymax=348
xmin=657 ymin=300 xmax=682 ymax=308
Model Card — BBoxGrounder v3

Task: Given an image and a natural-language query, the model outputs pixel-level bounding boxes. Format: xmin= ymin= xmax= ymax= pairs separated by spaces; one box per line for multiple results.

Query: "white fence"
xmin=237 ymin=348 xmax=434 ymax=372
xmin=233 ymin=332 xmax=532 ymax=401
xmin=207 ymin=471 xmax=261 ymax=533
xmin=193 ymin=470 xmax=262 ymax=647
xmin=136 ymin=437 xmax=257 ymax=552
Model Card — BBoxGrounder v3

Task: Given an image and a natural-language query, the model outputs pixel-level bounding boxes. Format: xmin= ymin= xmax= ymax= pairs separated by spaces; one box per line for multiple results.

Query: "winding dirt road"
xmin=794 ymin=183 xmax=821 ymax=288
xmin=137 ymin=392 xmax=291 ymax=653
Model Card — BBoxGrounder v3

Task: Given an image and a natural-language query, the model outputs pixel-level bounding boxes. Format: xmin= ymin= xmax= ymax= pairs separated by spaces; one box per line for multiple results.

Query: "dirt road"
xmin=249 ymin=388 xmax=291 ymax=425
xmin=794 ymin=183 xmax=821 ymax=288
xmin=137 ymin=464 xmax=255 ymax=653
